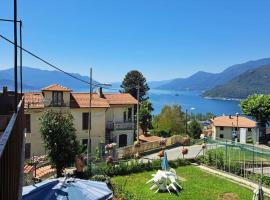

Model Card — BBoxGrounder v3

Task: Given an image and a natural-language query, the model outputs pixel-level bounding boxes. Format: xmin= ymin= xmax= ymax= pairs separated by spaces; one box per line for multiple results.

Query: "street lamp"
xmin=185 ymin=107 xmax=196 ymax=135
xmin=87 ymin=67 xmax=111 ymax=165
xmin=0 ymin=18 xmax=23 ymax=110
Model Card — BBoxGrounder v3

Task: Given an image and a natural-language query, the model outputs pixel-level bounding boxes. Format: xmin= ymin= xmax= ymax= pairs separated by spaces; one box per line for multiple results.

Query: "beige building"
xmin=211 ymin=115 xmax=258 ymax=144
xmin=24 ymin=84 xmax=137 ymax=158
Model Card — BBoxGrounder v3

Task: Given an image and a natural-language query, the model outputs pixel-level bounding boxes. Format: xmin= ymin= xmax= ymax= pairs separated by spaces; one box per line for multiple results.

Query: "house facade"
xmin=211 ymin=115 xmax=259 ymax=144
xmin=24 ymin=84 xmax=137 ymax=158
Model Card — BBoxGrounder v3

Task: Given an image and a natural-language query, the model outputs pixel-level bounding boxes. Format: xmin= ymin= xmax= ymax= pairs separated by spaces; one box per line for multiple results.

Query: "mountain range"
xmin=157 ymin=57 xmax=270 ymax=91
xmin=202 ymin=65 xmax=270 ymax=99
xmin=0 ymin=67 xmax=97 ymax=91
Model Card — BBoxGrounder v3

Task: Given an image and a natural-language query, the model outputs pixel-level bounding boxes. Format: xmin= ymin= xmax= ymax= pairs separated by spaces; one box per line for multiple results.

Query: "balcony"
xmin=0 ymin=98 xmax=25 ymax=199
xmin=106 ymin=121 xmax=134 ymax=131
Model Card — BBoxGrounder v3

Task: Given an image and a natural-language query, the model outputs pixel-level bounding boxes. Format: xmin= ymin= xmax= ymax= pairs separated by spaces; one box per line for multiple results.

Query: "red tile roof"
xmin=212 ymin=116 xmax=256 ymax=128
xmin=24 ymin=92 xmax=44 ymax=109
xmin=70 ymin=93 xmax=110 ymax=108
xmin=24 ymin=165 xmax=34 ymax=174
xmin=104 ymin=93 xmax=138 ymax=105
xmin=42 ymin=84 xmax=71 ymax=92
xmin=139 ymin=135 xmax=163 ymax=142
xmin=24 ymin=85 xmax=137 ymax=109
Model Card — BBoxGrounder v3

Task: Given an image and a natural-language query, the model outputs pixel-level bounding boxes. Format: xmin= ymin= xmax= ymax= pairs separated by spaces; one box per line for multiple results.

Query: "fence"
xmin=0 ymin=98 xmax=25 ymax=200
xmin=202 ymin=138 xmax=270 ymax=186
xmin=116 ymin=135 xmax=184 ymax=159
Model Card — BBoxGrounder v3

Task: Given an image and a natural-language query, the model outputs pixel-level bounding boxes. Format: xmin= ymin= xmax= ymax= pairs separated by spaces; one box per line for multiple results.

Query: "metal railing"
xmin=0 ymin=98 xmax=25 ymax=200
xmin=106 ymin=121 xmax=134 ymax=131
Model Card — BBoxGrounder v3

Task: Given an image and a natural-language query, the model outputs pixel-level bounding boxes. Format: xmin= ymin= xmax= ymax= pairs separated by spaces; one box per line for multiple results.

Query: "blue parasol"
xmin=22 ymin=178 xmax=113 ymax=200
xmin=161 ymin=151 xmax=169 ymax=171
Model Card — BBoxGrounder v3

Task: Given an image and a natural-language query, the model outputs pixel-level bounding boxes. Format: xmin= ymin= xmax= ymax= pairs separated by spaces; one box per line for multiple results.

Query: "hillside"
xmin=157 ymin=58 xmax=270 ymax=91
xmin=0 ymin=67 xmax=97 ymax=91
xmin=202 ymin=65 xmax=270 ymax=99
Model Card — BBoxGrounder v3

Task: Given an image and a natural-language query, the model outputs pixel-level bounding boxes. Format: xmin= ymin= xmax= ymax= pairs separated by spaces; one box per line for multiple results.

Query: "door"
xmin=119 ymin=134 xmax=127 ymax=147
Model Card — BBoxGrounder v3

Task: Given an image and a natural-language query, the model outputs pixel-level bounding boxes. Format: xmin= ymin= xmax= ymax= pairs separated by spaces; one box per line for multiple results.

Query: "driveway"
xmin=141 ymin=144 xmax=206 ymax=162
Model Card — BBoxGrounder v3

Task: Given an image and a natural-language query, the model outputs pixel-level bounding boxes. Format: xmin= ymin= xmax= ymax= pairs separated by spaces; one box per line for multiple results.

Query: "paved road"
xmin=141 ymin=145 xmax=206 ymax=162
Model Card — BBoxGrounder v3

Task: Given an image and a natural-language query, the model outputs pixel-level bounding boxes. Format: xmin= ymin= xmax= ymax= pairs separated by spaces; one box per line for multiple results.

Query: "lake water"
xmin=148 ymin=89 xmax=241 ymax=116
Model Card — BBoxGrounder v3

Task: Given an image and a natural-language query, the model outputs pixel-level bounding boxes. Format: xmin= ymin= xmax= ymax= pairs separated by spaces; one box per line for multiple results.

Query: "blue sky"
xmin=1 ymin=0 xmax=270 ymax=82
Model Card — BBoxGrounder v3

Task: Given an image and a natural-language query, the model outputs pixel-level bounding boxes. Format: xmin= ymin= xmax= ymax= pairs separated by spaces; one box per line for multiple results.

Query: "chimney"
xmin=97 ymin=87 xmax=105 ymax=98
xmin=3 ymin=86 xmax=8 ymax=94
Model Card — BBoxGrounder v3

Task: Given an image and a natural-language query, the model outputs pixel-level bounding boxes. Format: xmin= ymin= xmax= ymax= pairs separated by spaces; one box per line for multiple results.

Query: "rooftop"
xmin=41 ymin=84 xmax=71 ymax=92
xmin=211 ymin=115 xmax=256 ymax=128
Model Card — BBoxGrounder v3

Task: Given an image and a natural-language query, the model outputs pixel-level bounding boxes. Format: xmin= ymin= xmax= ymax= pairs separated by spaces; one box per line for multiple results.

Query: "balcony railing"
xmin=106 ymin=121 xmax=134 ymax=131
xmin=0 ymin=98 xmax=25 ymax=200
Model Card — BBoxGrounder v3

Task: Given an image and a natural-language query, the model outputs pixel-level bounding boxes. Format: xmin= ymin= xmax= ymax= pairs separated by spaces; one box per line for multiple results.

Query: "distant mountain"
xmin=110 ymin=80 xmax=172 ymax=90
xmin=157 ymin=58 xmax=270 ymax=91
xmin=202 ymin=65 xmax=270 ymax=99
xmin=0 ymin=67 xmax=98 ymax=91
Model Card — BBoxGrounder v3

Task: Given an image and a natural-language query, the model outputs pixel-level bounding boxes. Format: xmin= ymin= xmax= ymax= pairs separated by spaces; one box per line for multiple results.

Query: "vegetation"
xmin=112 ymin=166 xmax=259 ymax=200
xmin=40 ymin=110 xmax=79 ymax=177
xmin=189 ymin=112 xmax=215 ymax=121
xmin=120 ymin=70 xmax=150 ymax=101
xmin=139 ymin=100 xmax=154 ymax=135
xmin=151 ymin=104 xmax=185 ymax=137
xmin=203 ymin=65 xmax=270 ymax=99
xmin=241 ymin=94 xmax=270 ymax=141
xmin=89 ymin=159 xmax=190 ymax=177
xmin=188 ymin=120 xmax=202 ymax=139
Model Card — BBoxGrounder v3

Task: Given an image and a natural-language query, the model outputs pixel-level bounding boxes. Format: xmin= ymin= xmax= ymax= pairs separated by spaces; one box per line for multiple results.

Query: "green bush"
xmin=89 ymin=158 xmax=190 ymax=178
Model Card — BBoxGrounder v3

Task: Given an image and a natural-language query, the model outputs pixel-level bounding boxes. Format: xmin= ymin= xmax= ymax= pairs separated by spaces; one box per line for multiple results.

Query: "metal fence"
xmin=203 ymin=138 xmax=270 ymax=185
xmin=0 ymin=98 xmax=25 ymax=200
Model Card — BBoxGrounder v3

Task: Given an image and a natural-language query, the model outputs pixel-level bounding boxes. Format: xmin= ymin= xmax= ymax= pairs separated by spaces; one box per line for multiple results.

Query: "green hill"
xmin=202 ymin=65 xmax=270 ymax=99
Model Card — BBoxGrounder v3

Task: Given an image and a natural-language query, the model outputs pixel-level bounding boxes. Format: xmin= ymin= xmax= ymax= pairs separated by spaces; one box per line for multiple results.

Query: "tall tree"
xmin=152 ymin=104 xmax=185 ymax=136
xmin=40 ymin=110 xmax=79 ymax=177
xmin=120 ymin=70 xmax=150 ymax=101
xmin=188 ymin=120 xmax=202 ymax=139
xmin=139 ymin=101 xmax=154 ymax=135
xmin=241 ymin=94 xmax=270 ymax=143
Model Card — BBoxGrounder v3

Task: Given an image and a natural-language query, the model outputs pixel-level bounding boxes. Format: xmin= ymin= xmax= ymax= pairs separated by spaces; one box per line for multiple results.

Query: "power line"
xmin=0 ymin=34 xmax=90 ymax=85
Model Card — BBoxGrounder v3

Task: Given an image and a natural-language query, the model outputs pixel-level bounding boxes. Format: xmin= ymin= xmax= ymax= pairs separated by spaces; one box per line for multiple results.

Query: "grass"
xmin=112 ymin=165 xmax=270 ymax=200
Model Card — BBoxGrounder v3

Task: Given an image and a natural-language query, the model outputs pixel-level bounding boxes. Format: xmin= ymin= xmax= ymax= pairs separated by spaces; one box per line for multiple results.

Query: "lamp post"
xmin=87 ymin=67 xmax=111 ymax=165
xmin=236 ymin=112 xmax=239 ymax=142
xmin=136 ymin=84 xmax=140 ymax=142
xmin=185 ymin=107 xmax=195 ymax=135
xmin=0 ymin=18 xmax=23 ymax=107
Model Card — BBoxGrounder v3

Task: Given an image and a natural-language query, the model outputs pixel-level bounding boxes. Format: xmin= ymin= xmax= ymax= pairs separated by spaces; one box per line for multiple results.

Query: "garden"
xmin=111 ymin=165 xmax=269 ymax=200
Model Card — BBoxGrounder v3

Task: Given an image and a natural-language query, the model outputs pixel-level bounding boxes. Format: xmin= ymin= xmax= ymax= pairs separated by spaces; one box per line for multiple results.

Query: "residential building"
xmin=211 ymin=115 xmax=258 ymax=144
xmin=24 ymin=84 xmax=137 ymax=158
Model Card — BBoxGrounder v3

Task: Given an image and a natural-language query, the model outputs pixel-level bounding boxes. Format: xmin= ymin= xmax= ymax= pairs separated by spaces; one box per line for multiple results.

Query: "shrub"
xmin=91 ymin=175 xmax=111 ymax=185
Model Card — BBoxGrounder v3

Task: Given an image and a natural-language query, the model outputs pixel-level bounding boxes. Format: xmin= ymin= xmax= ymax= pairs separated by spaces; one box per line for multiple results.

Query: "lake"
xmin=148 ymin=89 xmax=241 ymax=116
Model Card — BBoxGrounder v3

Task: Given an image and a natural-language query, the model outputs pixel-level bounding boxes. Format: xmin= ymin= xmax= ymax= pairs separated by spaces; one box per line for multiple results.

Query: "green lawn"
xmin=112 ymin=165 xmax=269 ymax=200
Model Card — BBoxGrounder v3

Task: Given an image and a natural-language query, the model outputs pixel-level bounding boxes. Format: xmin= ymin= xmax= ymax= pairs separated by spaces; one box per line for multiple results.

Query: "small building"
xmin=211 ymin=115 xmax=258 ymax=144
xmin=24 ymin=84 xmax=137 ymax=158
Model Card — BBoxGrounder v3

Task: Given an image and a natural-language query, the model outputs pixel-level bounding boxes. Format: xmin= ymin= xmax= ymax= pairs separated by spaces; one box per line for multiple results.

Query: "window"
xmin=25 ymin=114 xmax=31 ymax=133
xmin=82 ymin=139 xmax=88 ymax=145
xmin=25 ymin=143 xmax=31 ymax=159
xmin=234 ymin=127 xmax=237 ymax=131
xmin=128 ymin=108 xmax=132 ymax=121
xmin=123 ymin=111 xmax=127 ymax=122
xmin=82 ymin=113 xmax=89 ymax=130
xmin=220 ymin=126 xmax=224 ymax=131
xmin=52 ymin=91 xmax=63 ymax=106
xmin=219 ymin=134 xmax=224 ymax=138
xmin=248 ymin=128 xmax=252 ymax=132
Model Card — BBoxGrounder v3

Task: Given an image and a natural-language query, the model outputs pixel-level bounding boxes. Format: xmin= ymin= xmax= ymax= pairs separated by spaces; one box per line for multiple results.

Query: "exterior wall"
xmin=212 ymin=125 xmax=256 ymax=143
xmin=111 ymin=130 xmax=134 ymax=147
xmin=71 ymin=108 xmax=106 ymax=153
xmin=43 ymin=91 xmax=70 ymax=106
xmin=24 ymin=105 xmax=135 ymax=157
xmin=25 ymin=109 xmax=46 ymax=156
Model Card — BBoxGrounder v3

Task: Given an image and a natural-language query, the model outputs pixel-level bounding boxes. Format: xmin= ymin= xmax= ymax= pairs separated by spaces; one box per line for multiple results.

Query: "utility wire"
xmin=0 ymin=34 xmax=90 ymax=85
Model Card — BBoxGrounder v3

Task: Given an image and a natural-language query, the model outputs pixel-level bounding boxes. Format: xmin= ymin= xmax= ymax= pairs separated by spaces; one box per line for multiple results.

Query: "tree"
xmin=139 ymin=101 xmax=154 ymax=135
xmin=152 ymin=104 xmax=185 ymax=136
xmin=120 ymin=70 xmax=150 ymax=101
xmin=188 ymin=120 xmax=202 ymax=139
xmin=40 ymin=110 xmax=79 ymax=177
xmin=241 ymin=94 xmax=270 ymax=142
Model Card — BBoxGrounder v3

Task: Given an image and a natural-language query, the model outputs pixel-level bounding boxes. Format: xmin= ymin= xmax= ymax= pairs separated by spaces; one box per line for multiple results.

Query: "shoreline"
xmin=203 ymin=96 xmax=242 ymax=101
